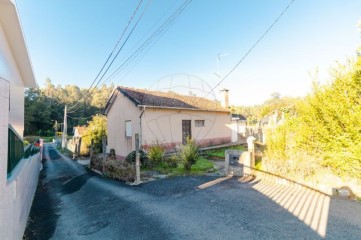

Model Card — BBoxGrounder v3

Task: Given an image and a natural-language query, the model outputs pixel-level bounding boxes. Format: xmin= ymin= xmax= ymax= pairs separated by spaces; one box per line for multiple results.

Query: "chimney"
xmin=219 ymin=88 xmax=229 ymax=108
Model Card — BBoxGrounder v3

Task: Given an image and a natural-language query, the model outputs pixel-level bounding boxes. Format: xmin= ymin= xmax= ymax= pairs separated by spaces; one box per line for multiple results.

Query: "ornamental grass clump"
xmin=147 ymin=142 xmax=165 ymax=165
xmin=179 ymin=138 xmax=199 ymax=171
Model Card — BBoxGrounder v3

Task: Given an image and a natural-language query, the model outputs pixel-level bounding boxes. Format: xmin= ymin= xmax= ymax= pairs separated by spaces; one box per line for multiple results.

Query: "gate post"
xmin=245 ymin=136 xmax=256 ymax=175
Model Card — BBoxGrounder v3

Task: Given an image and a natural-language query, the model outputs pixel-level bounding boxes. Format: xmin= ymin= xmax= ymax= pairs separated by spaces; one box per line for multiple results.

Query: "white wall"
xmin=107 ymin=93 xmax=142 ymax=158
xmin=142 ymin=108 xmax=231 ymax=147
xmin=0 ymin=78 xmax=41 ymax=240
xmin=0 ymin=19 xmax=26 ymax=137
xmin=0 ymin=153 xmax=41 ymax=240
xmin=0 ymin=1 xmax=40 ymax=238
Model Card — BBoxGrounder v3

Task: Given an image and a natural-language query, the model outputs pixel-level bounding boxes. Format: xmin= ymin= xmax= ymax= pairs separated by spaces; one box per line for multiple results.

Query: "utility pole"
xmin=62 ymin=105 xmax=67 ymax=149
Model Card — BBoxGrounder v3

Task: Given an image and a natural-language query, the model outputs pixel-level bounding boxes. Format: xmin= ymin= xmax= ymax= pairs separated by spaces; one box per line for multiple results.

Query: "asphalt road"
xmin=24 ymin=144 xmax=361 ymax=240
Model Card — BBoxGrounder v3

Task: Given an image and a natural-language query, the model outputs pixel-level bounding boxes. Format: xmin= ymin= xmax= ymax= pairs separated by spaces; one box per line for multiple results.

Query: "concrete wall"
xmin=107 ymin=92 xmax=142 ymax=159
xmin=0 ymin=2 xmax=40 ymax=238
xmin=142 ymin=108 xmax=231 ymax=148
xmin=0 ymin=20 xmax=26 ymax=137
xmin=0 ymin=153 xmax=41 ymax=240
xmin=0 ymin=78 xmax=41 ymax=240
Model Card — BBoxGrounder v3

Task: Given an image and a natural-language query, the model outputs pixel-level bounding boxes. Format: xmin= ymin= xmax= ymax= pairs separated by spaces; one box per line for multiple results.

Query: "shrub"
xmin=90 ymin=153 xmax=103 ymax=171
xmin=179 ymin=138 xmax=199 ymax=171
xmin=125 ymin=150 xmax=148 ymax=165
xmin=103 ymin=159 xmax=135 ymax=182
xmin=164 ymin=155 xmax=179 ymax=168
xmin=147 ymin=143 xmax=165 ymax=165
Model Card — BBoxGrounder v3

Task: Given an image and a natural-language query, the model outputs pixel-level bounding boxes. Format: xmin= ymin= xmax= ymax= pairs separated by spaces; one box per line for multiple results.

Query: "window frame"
xmin=125 ymin=120 xmax=132 ymax=137
xmin=195 ymin=120 xmax=205 ymax=127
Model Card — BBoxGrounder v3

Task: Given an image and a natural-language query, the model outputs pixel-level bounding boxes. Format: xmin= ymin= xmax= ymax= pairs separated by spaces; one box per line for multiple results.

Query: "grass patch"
xmin=146 ymin=157 xmax=215 ymax=176
xmin=40 ymin=136 xmax=54 ymax=142
xmin=202 ymin=145 xmax=246 ymax=159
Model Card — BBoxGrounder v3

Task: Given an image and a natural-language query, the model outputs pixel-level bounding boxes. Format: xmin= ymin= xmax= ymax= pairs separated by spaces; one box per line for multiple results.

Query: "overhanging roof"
xmin=0 ymin=0 xmax=36 ymax=87
xmin=104 ymin=86 xmax=230 ymax=115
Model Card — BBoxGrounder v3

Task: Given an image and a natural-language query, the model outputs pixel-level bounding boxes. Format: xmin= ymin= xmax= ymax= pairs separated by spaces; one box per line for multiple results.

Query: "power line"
xmin=67 ymin=114 xmax=95 ymax=120
xmin=100 ymin=0 xmax=193 ymax=86
xmin=68 ymin=0 xmax=146 ymax=112
xmin=89 ymin=0 xmax=144 ymax=90
xmin=206 ymin=0 xmax=296 ymax=97
xmin=91 ymin=0 xmax=152 ymax=89
xmin=68 ymin=0 xmax=191 ymax=115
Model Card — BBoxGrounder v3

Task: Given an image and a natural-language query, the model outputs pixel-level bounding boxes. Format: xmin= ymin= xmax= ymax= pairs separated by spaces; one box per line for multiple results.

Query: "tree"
xmin=270 ymin=92 xmax=281 ymax=100
xmin=82 ymin=114 xmax=107 ymax=154
xmin=265 ymin=56 xmax=361 ymax=179
xmin=24 ymin=81 xmax=114 ymax=136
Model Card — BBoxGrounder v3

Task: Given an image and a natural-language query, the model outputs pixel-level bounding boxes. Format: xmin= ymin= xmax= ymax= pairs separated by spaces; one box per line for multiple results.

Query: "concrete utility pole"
xmin=62 ymin=105 xmax=67 ymax=149
xmin=134 ymin=134 xmax=141 ymax=185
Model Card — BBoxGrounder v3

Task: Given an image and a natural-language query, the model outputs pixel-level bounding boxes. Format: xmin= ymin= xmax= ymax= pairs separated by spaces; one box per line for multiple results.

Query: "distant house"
xmin=257 ymin=110 xmax=286 ymax=143
xmin=104 ymin=86 xmax=232 ymax=159
xmin=73 ymin=126 xmax=86 ymax=138
xmin=230 ymin=113 xmax=247 ymax=143
xmin=0 ymin=1 xmax=40 ymax=239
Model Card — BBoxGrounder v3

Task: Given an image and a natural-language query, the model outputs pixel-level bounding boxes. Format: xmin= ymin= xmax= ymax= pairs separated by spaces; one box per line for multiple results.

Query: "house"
xmin=73 ymin=125 xmax=86 ymax=138
xmin=0 ymin=1 xmax=40 ymax=239
xmin=104 ymin=86 xmax=232 ymax=159
xmin=230 ymin=113 xmax=247 ymax=143
xmin=257 ymin=110 xmax=286 ymax=143
xmin=70 ymin=125 xmax=87 ymax=155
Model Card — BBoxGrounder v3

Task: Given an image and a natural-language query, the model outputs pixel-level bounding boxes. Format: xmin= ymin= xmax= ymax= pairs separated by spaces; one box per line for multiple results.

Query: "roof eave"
xmin=0 ymin=0 xmax=36 ymax=88
xmin=138 ymin=104 xmax=230 ymax=113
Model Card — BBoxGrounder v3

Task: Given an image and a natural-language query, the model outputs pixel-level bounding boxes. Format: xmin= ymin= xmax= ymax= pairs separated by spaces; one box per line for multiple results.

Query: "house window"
xmin=125 ymin=120 xmax=132 ymax=137
xmin=195 ymin=120 xmax=205 ymax=127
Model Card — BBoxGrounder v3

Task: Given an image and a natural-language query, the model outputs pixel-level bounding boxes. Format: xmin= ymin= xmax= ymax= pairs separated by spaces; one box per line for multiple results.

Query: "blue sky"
xmin=16 ymin=0 xmax=361 ymax=105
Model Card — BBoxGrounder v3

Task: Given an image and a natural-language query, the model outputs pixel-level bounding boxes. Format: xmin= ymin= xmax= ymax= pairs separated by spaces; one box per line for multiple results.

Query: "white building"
xmin=0 ymin=1 xmax=41 ymax=239
xmin=105 ymin=86 xmax=232 ymax=159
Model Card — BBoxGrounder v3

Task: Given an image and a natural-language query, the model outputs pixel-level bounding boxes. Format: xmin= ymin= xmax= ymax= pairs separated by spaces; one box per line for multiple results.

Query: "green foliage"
xmin=203 ymin=145 xmax=245 ymax=158
xmin=230 ymin=95 xmax=299 ymax=125
xmin=125 ymin=150 xmax=148 ymax=165
xmin=153 ymin=157 xmax=214 ymax=175
xmin=82 ymin=115 xmax=107 ymax=154
xmin=164 ymin=155 xmax=179 ymax=168
xmin=265 ymin=56 xmax=361 ymax=180
xmin=147 ymin=142 xmax=165 ymax=165
xmin=23 ymin=140 xmax=30 ymax=146
xmin=294 ymin=57 xmax=361 ymax=178
xmin=179 ymin=138 xmax=199 ymax=171
xmin=24 ymin=79 xmax=114 ymax=136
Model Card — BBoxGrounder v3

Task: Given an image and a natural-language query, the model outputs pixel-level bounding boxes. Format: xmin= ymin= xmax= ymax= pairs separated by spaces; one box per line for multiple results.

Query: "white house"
xmin=0 ymin=1 xmax=40 ymax=239
xmin=105 ymin=86 xmax=232 ymax=159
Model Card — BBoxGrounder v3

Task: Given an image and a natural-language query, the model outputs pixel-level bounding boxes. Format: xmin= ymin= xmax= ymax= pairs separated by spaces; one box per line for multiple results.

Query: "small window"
xmin=125 ymin=120 xmax=132 ymax=137
xmin=195 ymin=120 xmax=205 ymax=127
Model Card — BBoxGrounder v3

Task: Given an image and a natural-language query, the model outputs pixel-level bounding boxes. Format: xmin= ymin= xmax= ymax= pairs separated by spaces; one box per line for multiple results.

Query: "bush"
xmin=104 ymin=159 xmax=135 ymax=182
xmin=147 ymin=143 xmax=165 ymax=165
xmin=164 ymin=155 xmax=179 ymax=168
xmin=125 ymin=150 xmax=148 ymax=165
xmin=24 ymin=136 xmax=40 ymax=144
xmin=179 ymin=138 xmax=199 ymax=171
xmin=264 ymin=56 xmax=361 ymax=180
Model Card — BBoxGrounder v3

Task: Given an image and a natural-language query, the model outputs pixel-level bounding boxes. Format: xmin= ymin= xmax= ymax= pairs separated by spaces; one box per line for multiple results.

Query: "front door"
xmin=182 ymin=120 xmax=192 ymax=145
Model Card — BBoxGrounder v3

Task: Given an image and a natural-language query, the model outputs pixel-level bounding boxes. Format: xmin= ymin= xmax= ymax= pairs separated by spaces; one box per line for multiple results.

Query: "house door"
xmin=182 ymin=120 xmax=192 ymax=145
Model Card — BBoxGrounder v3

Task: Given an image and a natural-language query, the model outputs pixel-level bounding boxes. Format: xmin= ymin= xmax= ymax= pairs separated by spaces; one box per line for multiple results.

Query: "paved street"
xmin=24 ymin=144 xmax=361 ymax=240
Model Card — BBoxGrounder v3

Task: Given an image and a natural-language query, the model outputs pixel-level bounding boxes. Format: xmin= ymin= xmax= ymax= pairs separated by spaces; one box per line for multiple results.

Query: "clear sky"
xmin=16 ymin=0 xmax=361 ymax=106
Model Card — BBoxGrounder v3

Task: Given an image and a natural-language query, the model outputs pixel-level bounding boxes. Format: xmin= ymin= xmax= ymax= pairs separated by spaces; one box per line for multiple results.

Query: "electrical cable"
xmin=100 ymin=0 xmax=192 ymax=86
xmin=67 ymin=0 xmax=145 ymax=112
xmin=205 ymin=0 xmax=296 ymax=97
